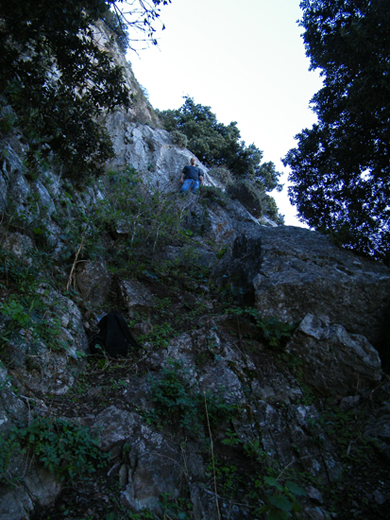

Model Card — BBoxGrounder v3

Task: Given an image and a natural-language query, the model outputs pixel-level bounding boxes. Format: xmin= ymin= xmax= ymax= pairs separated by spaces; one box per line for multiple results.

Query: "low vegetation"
xmin=0 ymin=159 xmax=389 ymax=519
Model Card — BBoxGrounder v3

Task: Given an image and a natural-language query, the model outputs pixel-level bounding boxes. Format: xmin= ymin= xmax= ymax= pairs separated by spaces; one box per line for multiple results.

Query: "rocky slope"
xmin=1 ymin=28 xmax=390 ymax=520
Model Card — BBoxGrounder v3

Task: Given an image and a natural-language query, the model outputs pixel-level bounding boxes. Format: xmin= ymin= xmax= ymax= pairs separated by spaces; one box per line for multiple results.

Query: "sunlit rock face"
xmin=104 ymin=113 xmax=211 ymax=193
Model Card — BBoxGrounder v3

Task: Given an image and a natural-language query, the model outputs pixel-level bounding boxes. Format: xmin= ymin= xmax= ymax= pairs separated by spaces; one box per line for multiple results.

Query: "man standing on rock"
xmin=180 ymin=158 xmax=204 ymax=194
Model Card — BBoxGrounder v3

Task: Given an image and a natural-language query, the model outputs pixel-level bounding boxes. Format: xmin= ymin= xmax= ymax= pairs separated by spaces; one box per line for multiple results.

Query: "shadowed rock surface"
xmin=1 ymin=23 xmax=390 ymax=520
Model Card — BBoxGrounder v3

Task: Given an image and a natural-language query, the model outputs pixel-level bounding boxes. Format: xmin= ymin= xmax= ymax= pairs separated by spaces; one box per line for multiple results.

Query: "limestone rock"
xmin=146 ymin=323 xmax=342 ymax=486
xmin=23 ymin=466 xmax=62 ymax=507
xmin=189 ymin=483 xmax=252 ymax=520
xmin=92 ymin=405 xmax=139 ymax=450
xmin=8 ymin=286 xmax=89 ymax=395
xmin=0 ymin=142 xmax=27 ymax=213
xmin=76 ymin=260 xmax=111 ymax=307
xmin=106 ymin=115 xmax=205 ymax=191
xmin=1 ymin=232 xmax=34 ymax=266
xmin=120 ymin=279 xmax=156 ymax=319
xmin=93 ymin=405 xmax=182 ymax=512
xmin=0 ymin=488 xmax=33 ymax=520
xmin=91 ymin=21 xmax=159 ymax=127
xmin=286 ymin=314 xmax=383 ymax=396
xmin=217 ymin=225 xmax=390 ymax=344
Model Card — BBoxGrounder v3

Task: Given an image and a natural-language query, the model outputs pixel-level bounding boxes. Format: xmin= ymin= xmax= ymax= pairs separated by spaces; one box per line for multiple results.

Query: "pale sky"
xmin=127 ymin=0 xmax=323 ymax=225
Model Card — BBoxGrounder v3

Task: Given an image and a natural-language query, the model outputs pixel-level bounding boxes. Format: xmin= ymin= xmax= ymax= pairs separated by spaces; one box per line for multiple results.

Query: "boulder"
xmin=93 ymin=405 xmax=183 ymax=512
xmin=0 ymin=488 xmax=33 ymax=520
xmin=145 ymin=323 xmax=342 ymax=485
xmin=286 ymin=314 xmax=383 ymax=396
xmin=217 ymin=225 xmax=390 ymax=345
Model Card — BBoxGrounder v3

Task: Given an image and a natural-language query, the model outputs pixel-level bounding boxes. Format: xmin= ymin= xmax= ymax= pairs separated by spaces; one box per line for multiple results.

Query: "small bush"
xmin=95 ymin=168 xmax=188 ymax=265
xmin=208 ymin=166 xmax=234 ymax=186
xmin=258 ymin=476 xmax=306 ymax=519
xmin=0 ymin=417 xmax=108 ymax=483
xmin=169 ymin=130 xmax=188 ymax=149
xmin=199 ymin=185 xmax=229 ymax=208
xmin=147 ymin=359 xmax=238 ymax=434
xmin=226 ymin=179 xmax=264 ymax=218
xmin=229 ymin=307 xmax=297 ymax=348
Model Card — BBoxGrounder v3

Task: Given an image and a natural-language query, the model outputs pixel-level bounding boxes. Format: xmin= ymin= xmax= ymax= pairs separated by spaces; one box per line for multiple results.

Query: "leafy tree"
xmin=283 ymin=0 xmax=390 ymax=261
xmin=158 ymin=97 xmax=282 ymax=192
xmin=0 ymin=0 xmax=170 ymax=182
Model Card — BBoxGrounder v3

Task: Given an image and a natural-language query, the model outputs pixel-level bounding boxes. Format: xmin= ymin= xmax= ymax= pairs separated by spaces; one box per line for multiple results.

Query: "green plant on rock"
xmin=0 ymin=417 xmax=108 ymax=484
xmin=208 ymin=166 xmax=234 ymax=186
xmin=0 ymin=249 xmax=68 ymax=358
xmin=142 ymin=322 xmax=176 ymax=349
xmin=218 ymin=430 xmax=309 ymax=517
xmin=52 ymin=189 xmax=106 ymax=267
xmin=159 ymin=492 xmax=191 ymax=520
xmin=147 ymin=359 xmax=238 ymax=434
xmin=216 ymin=245 xmax=229 ymax=260
xmin=199 ymin=185 xmax=229 ymax=208
xmin=0 ymin=291 xmax=68 ymax=358
xmin=229 ymin=307 xmax=297 ymax=348
xmin=0 ymin=246 xmax=39 ymax=293
xmin=12 ymin=417 xmax=108 ymax=482
xmin=0 ymin=431 xmax=20 ymax=484
xmin=169 ymin=129 xmax=188 ymax=149
xmin=0 ymin=104 xmax=17 ymax=136
xmin=147 ymin=359 xmax=199 ymax=432
xmin=257 ymin=476 xmax=306 ymax=520
xmin=95 ymin=168 xmax=189 ymax=266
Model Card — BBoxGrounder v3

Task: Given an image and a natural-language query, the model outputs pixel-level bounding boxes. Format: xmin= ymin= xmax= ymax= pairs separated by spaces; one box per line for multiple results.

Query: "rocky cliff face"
xmin=1 ymin=37 xmax=390 ymax=520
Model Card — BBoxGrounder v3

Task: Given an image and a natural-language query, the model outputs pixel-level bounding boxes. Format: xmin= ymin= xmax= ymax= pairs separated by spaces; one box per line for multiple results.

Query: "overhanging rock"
xmin=249 ymin=226 xmax=390 ymax=346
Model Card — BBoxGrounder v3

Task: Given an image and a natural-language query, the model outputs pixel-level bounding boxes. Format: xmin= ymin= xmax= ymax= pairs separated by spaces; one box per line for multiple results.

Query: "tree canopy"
xmin=0 ymin=0 xmax=170 ymax=182
xmin=158 ymin=97 xmax=282 ymax=193
xmin=283 ymin=0 xmax=390 ymax=261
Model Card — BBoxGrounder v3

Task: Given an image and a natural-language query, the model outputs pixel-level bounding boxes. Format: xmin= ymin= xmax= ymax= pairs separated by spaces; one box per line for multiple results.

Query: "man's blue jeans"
xmin=180 ymin=179 xmax=199 ymax=194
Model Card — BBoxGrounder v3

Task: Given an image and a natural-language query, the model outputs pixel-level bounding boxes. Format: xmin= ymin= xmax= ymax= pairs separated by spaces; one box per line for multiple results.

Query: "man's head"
xmin=190 ymin=158 xmax=196 ymax=166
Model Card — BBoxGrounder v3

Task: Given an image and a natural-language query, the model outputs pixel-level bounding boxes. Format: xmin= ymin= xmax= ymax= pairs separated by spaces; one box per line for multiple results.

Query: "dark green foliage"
xmin=0 ymin=1 xmax=127 ymax=182
xmin=169 ymin=130 xmax=188 ymax=149
xmin=283 ymin=0 xmax=390 ymax=260
xmin=229 ymin=307 xmax=297 ymax=348
xmin=0 ymin=0 xmax=170 ymax=183
xmin=227 ymin=178 xmax=281 ymax=221
xmin=0 ymin=417 xmax=108 ymax=482
xmin=199 ymin=185 xmax=229 ymax=208
xmin=158 ymin=97 xmax=282 ymax=191
xmin=147 ymin=359 xmax=238 ymax=434
xmin=0 ymin=295 xmax=64 ymax=356
xmin=227 ymin=179 xmax=265 ymax=218
xmin=259 ymin=476 xmax=306 ymax=520
xmin=0 ymin=247 xmax=67 ymax=356
xmin=207 ymin=166 xmax=234 ymax=186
